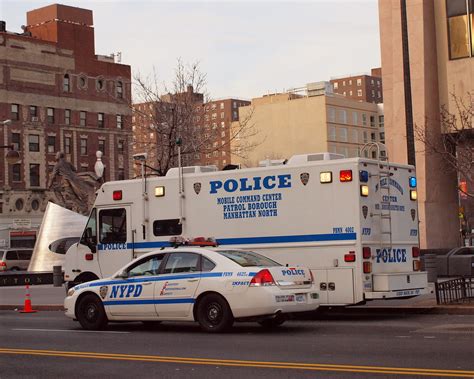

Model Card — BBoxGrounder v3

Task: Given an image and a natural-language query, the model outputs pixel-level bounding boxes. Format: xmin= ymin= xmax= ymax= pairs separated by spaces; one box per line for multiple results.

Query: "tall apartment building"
xmin=133 ymin=94 xmax=250 ymax=173
xmin=232 ymin=82 xmax=383 ymax=168
xmin=379 ymin=0 xmax=473 ymax=249
xmin=0 ymin=4 xmax=132 ymax=248
xmin=330 ymin=68 xmax=383 ymax=104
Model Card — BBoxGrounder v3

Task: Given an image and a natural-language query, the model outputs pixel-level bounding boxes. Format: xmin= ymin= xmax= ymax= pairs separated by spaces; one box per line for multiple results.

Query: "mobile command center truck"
xmin=64 ymin=152 xmax=429 ymax=305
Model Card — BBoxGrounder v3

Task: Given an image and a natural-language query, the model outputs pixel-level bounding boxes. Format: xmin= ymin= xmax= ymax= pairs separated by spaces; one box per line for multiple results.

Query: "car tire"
xmin=76 ymin=294 xmax=108 ymax=330
xmin=196 ymin=294 xmax=234 ymax=333
xmin=258 ymin=315 xmax=286 ymax=329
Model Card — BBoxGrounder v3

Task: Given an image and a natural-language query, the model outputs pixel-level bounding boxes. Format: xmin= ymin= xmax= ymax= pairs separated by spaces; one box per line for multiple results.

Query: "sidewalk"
xmin=1 ymin=283 xmax=473 ymax=314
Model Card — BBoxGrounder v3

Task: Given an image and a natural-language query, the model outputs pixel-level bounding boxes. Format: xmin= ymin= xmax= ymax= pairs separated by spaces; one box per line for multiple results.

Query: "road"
xmin=1 ymin=310 xmax=473 ymax=378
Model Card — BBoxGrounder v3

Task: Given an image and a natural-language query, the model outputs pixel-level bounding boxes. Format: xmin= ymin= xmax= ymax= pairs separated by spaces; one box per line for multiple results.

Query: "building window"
xmin=98 ymin=139 xmax=106 ymax=154
xmin=29 ymin=106 xmax=37 ymax=121
xmin=333 ymin=82 xmax=338 ymax=89
xmin=362 ymin=113 xmax=367 ymax=126
xmin=65 ymin=109 xmax=71 ymax=125
xmin=80 ymin=138 xmax=87 ymax=155
xmin=116 ymin=114 xmax=123 ymax=129
xmin=118 ymin=139 xmax=124 ymax=154
xmin=357 ymin=89 xmax=363 ymax=97
xmin=357 ymin=78 xmax=362 ymax=86
xmin=371 ymin=132 xmax=376 ymax=142
xmin=380 ymin=132 xmax=385 ymax=142
xmin=96 ymin=79 xmax=104 ymax=91
xmin=98 ymin=113 xmax=104 ymax=128
xmin=30 ymin=164 xmax=40 ymax=187
xmin=371 ymin=89 xmax=375 ymax=97
xmin=352 ymin=112 xmax=358 ymax=125
xmin=340 ymin=127 xmax=348 ymax=142
xmin=370 ymin=115 xmax=376 ymax=127
xmin=11 ymin=104 xmax=19 ymax=120
xmin=327 ymin=107 xmax=336 ymax=123
xmin=12 ymin=164 xmax=21 ymax=182
xmin=352 ymin=129 xmax=358 ymax=143
xmin=80 ymin=111 xmax=87 ymax=126
xmin=379 ymin=115 xmax=384 ymax=128
xmin=220 ymin=102 xmax=224 ymax=109
xmin=233 ymin=101 xmax=237 ymax=108
xmin=11 ymin=133 xmax=20 ymax=151
xmin=64 ymin=137 xmax=71 ymax=154
xmin=117 ymin=81 xmax=123 ymax=98
xmin=349 ymin=90 xmax=353 ymax=96
xmin=47 ymin=136 xmax=56 ymax=153
xmin=371 ymin=79 xmax=375 ymax=85
xmin=232 ymin=111 xmax=238 ymax=120
xmin=28 ymin=135 xmax=39 ymax=152
xmin=378 ymin=91 xmax=381 ymax=98
xmin=342 ymin=80 xmax=346 ymax=86
xmin=446 ymin=0 xmax=472 ymax=59
xmin=363 ymin=131 xmax=368 ymax=143
xmin=328 ymin=126 xmax=337 ymax=141
xmin=63 ymin=74 xmax=70 ymax=92
xmin=339 ymin=110 xmax=347 ymax=124
xmin=47 ymin=108 xmax=55 ymax=124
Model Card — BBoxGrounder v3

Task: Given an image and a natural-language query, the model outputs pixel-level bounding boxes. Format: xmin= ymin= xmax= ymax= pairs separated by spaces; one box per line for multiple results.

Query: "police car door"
xmin=106 ymin=253 xmax=165 ymax=317
xmin=97 ymin=206 xmax=133 ymax=278
xmin=155 ymin=252 xmax=201 ymax=318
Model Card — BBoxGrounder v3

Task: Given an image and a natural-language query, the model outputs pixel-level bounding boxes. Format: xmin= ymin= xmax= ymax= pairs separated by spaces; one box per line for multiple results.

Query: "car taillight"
xmin=412 ymin=247 xmax=420 ymax=258
xmin=344 ymin=251 xmax=356 ymax=262
xmin=249 ymin=269 xmax=275 ymax=287
xmin=0 ymin=261 xmax=7 ymax=270
xmin=363 ymin=247 xmax=371 ymax=259
xmin=85 ymin=253 xmax=94 ymax=261
xmin=363 ymin=261 xmax=372 ymax=273
xmin=413 ymin=260 xmax=421 ymax=271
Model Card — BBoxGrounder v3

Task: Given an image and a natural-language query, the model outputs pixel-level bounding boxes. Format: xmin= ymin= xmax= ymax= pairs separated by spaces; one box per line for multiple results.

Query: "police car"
xmin=64 ymin=239 xmax=319 ymax=332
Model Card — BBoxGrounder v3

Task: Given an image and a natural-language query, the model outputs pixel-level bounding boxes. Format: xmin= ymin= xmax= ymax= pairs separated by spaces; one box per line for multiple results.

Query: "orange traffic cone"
xmin=20 ymin=284 xmax=37 ymax=313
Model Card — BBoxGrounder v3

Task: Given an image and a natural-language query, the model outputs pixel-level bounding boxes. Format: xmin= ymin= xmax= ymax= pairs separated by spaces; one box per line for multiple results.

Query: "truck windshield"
xmin=217 ymin=250 xmax=281 ymax=267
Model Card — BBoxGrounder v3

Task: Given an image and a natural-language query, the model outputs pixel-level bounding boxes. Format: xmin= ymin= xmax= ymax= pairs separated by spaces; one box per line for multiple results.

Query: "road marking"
xmin=12 ymin=329 xmax=130 ymax=334
xmin=0 ymin=348 xmax=473 ymax=377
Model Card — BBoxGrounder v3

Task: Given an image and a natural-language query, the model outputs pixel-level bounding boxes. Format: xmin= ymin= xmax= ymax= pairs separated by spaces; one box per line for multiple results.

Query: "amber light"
xmin=413 ymin=260 xmax=421 ymax=271
xmin=363 ymin=261 xmax=372 ymax=273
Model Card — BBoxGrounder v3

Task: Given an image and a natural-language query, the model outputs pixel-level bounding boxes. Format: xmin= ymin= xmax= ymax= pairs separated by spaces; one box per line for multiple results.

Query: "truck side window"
xmin=153 ymin=219 xmax=182 ymax=236
xmin=99 ymin=208 xmax=127 ymax=244
xmin=80 ymin=208 xmax=97 ymax=247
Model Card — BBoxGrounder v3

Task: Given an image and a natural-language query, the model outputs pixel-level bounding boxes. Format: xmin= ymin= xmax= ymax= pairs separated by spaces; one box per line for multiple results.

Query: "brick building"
xmin=0 ymin=4 xmax=132 ymax=248
xmin=330 ymin=68 xmax=383 ymax=104
xmin=133 ymin=93 xmax=250 ymax=174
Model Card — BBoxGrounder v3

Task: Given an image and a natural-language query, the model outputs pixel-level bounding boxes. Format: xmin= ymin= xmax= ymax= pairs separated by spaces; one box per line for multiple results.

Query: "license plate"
xmin=295 ymin=294 xmax=306 ymax=303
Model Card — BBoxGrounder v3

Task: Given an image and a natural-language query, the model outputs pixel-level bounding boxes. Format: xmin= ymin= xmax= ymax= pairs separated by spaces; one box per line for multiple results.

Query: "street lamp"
xmin=0 ymin=119 xmax=21 ymax=164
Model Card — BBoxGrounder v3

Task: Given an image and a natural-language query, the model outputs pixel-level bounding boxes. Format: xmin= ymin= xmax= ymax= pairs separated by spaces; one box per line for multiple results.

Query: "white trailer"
xmin=64 ymin=152 xmax=428 ymax=305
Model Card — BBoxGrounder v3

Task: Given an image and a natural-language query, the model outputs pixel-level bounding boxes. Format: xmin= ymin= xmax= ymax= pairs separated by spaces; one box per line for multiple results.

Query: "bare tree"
xmin=132 ymin=59 xmax=260 ymax=176
xmin=415 ymin=92 xmax=474 ymax=199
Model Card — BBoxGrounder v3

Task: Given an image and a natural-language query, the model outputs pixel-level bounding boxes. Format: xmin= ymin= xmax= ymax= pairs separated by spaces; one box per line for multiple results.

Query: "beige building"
xmin=232 ymin=83 xmax=384 ymax=168
xmin=379 ymin=0 xmax=473 ymax=249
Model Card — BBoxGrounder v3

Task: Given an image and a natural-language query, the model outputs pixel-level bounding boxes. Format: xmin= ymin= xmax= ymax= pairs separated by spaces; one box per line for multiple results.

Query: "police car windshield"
xmin=217 ymin=250 xmax=281 ymax=267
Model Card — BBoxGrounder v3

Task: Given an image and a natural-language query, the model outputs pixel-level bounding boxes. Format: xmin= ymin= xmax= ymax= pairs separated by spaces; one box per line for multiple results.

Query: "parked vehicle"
xmin=0 ymin=248 xmax=34 ymax=271
xmin=437 ymin=247 xmax=474 ymax=277
xmin=64 ymin=242 xmax=319 ymax=332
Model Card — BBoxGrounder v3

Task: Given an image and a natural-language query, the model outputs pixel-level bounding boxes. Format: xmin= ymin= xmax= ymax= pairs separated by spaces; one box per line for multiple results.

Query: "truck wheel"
xmin=76 ymin=294 xmax=108 ymax=330
xmin=258 ymin=315 xmax=286 ymax=329
xmin=196 ymin=294 xmax=234 ymax=333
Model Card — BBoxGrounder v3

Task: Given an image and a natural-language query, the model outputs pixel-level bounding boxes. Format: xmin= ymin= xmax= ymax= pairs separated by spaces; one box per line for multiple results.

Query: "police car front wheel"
xmin=76 ymin=294 xmax=108 ymax=330
xmin=196 ymin=294 xmax=234 ymax=333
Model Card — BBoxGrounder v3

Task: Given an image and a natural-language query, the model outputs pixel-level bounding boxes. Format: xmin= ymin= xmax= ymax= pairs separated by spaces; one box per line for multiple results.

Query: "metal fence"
xmin=435 ymin=277 xmax=474 ymax=305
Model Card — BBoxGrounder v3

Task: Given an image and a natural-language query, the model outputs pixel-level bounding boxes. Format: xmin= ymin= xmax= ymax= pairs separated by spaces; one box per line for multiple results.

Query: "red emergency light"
xmin=340 ymin=170 xmax=353 ymax=182
xmin=113 ymin=190 xmax=123 ymax=201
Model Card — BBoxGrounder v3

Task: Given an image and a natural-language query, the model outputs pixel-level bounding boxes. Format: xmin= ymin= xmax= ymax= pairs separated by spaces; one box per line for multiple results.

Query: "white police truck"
xmin=64 ymin=152 xmax=428 ymax=305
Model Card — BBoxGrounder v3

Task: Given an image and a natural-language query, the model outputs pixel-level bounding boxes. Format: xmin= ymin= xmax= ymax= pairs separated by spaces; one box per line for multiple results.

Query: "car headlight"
xmin=67 ymin=288 xmax=75 ymax=297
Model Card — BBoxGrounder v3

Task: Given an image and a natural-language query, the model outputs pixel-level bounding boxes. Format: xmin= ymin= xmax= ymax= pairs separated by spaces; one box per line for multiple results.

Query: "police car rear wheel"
xmin=77 ymin=294 xmax=108 ymax=330
xmin=197 ymin=294 xmax=233 ymax=333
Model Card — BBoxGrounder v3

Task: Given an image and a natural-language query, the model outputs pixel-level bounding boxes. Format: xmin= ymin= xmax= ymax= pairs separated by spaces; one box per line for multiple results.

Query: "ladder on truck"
xmin=360 ymin=142 xmax=393 ymax=253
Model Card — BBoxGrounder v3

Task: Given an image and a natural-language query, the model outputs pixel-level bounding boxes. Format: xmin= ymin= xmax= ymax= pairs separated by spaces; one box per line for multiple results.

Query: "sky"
xmin=0 ymin=0 xmax=381 ymax=100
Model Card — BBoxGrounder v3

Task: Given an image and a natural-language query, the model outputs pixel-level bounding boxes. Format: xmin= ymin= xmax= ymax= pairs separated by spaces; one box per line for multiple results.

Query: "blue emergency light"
xmin=359 ymin=170 xmax=369 ymax=183
xmin=409 ymin=177 xmax=417 ymax=188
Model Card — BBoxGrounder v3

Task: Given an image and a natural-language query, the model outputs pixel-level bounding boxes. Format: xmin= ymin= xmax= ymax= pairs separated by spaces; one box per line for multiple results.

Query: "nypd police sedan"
xmin=64 ymin=247 xmax=319 ymax=332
